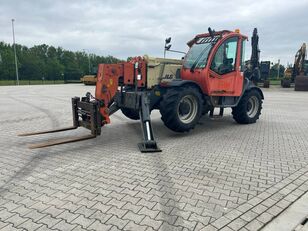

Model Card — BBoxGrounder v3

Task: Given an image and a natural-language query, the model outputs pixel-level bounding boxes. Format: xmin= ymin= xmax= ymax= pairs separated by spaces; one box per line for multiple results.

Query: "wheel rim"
xmin=177 ymin=95 xmax=198 ymax=124
xmin=247 ymin=96 xmax=259 ymax=118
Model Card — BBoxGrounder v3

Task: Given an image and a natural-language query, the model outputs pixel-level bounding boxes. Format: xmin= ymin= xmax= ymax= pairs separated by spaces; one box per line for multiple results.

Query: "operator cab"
xmin=181 ymin=29 xmax=247 ymax=97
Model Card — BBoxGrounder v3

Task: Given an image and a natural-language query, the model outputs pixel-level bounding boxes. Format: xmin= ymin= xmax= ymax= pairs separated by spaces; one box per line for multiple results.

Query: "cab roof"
xmin=187 ymin=30 xmax=248 ymax=47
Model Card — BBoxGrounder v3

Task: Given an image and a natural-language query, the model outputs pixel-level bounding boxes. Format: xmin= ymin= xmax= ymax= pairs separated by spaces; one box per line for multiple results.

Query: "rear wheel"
xmin=232 ymin=89 xmax=262 ymax=124
xmin=295 ymin=76 xmax=308 ymax=91
xmin=281 ymin=79 xmax=291 ymax=88
xmin=121 ymin=108 xmax=140 ymax=120
xmin=160 ymin=87 xmax=203 ymax=132
xmin=263 ymin=80 xmax=270 ymax=88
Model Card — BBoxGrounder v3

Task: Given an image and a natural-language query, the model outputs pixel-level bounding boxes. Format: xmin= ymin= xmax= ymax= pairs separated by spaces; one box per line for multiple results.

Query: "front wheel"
xmin=159 ymin=87 xmax=203 ymax=132
xmin=281 ymin=79 xmax=291 ymax=88
xmin=232 ymin=89 xmax=263 ymax=124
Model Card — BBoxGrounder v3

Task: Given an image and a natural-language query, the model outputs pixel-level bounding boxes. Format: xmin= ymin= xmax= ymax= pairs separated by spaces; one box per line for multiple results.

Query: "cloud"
xmin=0 ymin=0 xmax=308 ymax=65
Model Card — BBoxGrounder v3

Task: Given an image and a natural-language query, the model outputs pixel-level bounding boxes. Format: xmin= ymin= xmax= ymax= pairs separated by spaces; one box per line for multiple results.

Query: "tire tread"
xmin=232 ymin=89 xmax=262 ymax=124
xmin=160 ymin=87 xmax=203 ymax=132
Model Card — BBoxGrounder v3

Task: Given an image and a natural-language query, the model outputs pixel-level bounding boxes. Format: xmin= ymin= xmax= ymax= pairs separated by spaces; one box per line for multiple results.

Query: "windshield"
xmin=183 ymin=36 xmax=220 ymax=69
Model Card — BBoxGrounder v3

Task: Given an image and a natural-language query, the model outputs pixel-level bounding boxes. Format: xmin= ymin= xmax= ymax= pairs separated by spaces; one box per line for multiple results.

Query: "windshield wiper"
xmin=190 ymin=43 xmax=212 ymax=72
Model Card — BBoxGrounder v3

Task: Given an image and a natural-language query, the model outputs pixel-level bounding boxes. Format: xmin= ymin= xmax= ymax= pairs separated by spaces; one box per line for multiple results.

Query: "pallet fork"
xmin=18 ymin=97 xmax=101 ymax=149
xmin=19 ymin=93 xmax=161 ymax=152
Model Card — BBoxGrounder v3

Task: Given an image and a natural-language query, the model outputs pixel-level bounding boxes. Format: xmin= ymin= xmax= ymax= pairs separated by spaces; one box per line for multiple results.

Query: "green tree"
xmin=270 ymin=64 xmax=285 ymax=79
xmin=0 ymin=42 xmax=17 ymax=80
xmin=0 ymin=41 xmax=122 ymax=81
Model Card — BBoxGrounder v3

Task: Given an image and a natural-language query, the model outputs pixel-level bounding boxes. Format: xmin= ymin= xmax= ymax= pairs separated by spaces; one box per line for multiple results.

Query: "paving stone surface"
xmin=0 ymin=84 xmax=308 ymax=230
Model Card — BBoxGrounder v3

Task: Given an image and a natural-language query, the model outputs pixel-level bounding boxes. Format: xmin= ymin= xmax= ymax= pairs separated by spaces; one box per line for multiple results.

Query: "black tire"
xmin=263 ymin=80 xmax=270 ymax=88
xmin=121 ymin=108 xmax=140 ymax=120
xmin=232 ymin=89 xmax=262 ymax=124
xmin=295 ymin=76 xmax=308 ymax=91
xmin=160 ymin=87 xmax=203 ymax=132
xmin=281 ymin=79 xmax=291 ymax=88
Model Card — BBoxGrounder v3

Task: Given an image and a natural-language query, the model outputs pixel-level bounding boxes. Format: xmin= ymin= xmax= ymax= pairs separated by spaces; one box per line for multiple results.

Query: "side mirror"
xmin=165 ymin=37 xmax=171 ymax=44
xmin=165 ymin=44 xmax=172 ymax=50
xmin=163 ymin=37 xmax=186 ymax=58
xmin=164 ymin=37 xmax=172 ymax=58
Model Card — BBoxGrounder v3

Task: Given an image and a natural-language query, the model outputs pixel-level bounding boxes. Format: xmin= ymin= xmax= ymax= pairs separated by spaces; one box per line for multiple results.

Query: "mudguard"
xmin=244 ymin=78 xmax=264 ymax=99
xmin=161 ymin=79 xmax=204 ymax=94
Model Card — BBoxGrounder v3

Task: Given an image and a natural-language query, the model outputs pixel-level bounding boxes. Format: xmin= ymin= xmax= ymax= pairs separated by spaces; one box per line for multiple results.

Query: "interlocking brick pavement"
xmin=0 ymin=84 xmax=308 ymax=230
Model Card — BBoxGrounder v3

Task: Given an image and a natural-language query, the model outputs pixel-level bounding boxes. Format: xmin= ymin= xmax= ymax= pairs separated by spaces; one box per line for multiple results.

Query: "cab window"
xmin=210 ymin=37 xmax=238 ymax=75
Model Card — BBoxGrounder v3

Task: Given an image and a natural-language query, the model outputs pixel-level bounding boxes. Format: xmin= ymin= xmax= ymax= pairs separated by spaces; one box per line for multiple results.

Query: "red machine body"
xmin=95 ymin=57 xmax=147 ymax=124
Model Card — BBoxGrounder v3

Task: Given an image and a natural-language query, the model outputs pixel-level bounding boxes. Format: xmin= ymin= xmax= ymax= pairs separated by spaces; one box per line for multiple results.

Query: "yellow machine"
xmin=284 ymin=67 xmax=292 ymax=78
xmin=282 ymin=67 xmax=293 ymax=87
xmin=81 ymin=75 xmax=97 ymax=85
xmin=281 ymin=43 xmax=307 ymax=89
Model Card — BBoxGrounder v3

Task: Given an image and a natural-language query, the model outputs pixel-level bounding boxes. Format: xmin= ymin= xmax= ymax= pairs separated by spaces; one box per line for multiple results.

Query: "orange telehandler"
xmin=20 ymin=28 xmax=264 ymax=152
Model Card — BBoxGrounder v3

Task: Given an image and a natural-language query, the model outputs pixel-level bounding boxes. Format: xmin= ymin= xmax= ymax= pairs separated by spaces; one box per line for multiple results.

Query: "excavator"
xmin=19 ymin=28 xmax=264 ymax=152
xmin=242 ymin=29 xmax=270 ymax=87
xmin=294 ymin=43 xmax=308 ymax=91
xmin=281 ymin=43 xmax=308 ymax=89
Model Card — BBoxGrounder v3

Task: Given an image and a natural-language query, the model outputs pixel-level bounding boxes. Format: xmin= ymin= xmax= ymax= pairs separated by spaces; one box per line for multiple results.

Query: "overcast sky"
xmin=1 ymin=0 xmax=308 ymax=65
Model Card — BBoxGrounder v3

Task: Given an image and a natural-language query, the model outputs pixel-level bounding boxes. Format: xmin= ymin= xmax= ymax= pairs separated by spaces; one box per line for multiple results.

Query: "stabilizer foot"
xmin=209 ymin=107 xmax=224 ymax=118
xmin=138 ymin=141 xmax=161 ymax=153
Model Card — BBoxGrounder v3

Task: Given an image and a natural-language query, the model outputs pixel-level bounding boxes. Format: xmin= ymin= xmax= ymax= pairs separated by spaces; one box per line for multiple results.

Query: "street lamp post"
xmin=11 ymin=19 xmax=19 ymax=85
xmin=88 ymin=54 xmax=91 ymax=74
xmin=277 ymin=59 xmax=280 ymax=80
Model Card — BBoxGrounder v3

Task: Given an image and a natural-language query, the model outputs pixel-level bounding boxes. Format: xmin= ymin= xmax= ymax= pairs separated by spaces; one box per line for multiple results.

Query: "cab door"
xmin=208 ymin=36 xmax=243 ymax=96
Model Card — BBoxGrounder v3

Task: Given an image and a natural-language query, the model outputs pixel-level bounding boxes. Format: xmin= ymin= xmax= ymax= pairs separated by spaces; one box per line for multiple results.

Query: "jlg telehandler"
xmin=19 ymin=28 xmax=264 ymax=152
